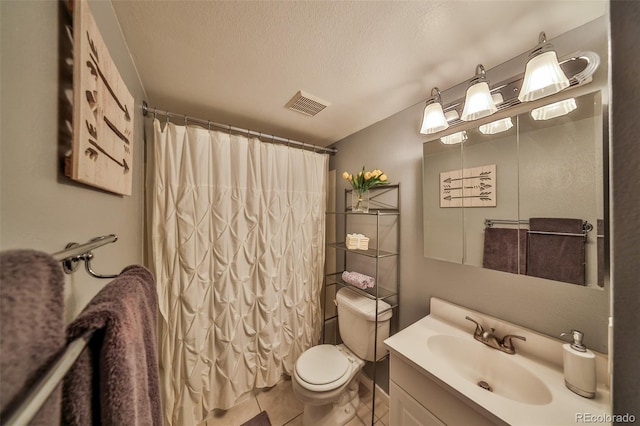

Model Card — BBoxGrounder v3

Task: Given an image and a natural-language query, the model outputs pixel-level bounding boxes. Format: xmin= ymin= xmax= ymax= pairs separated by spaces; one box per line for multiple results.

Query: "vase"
xmin=352 ymin=189 xmax=369 ymax=213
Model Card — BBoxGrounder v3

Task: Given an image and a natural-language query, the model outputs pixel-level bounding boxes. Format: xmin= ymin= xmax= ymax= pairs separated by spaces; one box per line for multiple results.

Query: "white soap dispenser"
xmin=561 ymin=330 xmax=596 ymax=398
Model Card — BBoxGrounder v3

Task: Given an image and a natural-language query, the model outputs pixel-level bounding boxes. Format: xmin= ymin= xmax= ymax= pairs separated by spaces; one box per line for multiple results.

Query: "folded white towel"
xmin=345 ymin=233 xmax=369 ymax=250
xmin=342 ymin=271 xmax=375 ymax=289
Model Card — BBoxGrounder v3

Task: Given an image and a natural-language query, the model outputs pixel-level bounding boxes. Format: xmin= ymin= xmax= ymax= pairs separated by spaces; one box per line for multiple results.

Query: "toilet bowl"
xmin=292 ymin=287 xmax=392 ymax=426
xmin=292 ymin=344 xmax=364 ymax=425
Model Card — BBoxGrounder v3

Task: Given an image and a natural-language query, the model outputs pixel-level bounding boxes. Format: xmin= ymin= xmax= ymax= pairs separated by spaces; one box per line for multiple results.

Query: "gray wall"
xmin=1 ymin=1 xmax=147 ymax=322
xmin=330 ymin=17 xmax=611 ymax=359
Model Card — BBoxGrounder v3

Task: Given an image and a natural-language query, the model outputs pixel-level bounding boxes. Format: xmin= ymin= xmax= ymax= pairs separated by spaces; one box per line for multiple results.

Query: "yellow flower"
xmin=344 ymin=166 xmax=390 ymax=192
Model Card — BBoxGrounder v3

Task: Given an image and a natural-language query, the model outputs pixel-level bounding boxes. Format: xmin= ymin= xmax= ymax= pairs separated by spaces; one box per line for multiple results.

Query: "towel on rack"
xmin=597 ymin=219 xmax=605 ymax=288
xmin=0 ymin=250 xmax=65 ymax=426
xmin=62 ymin=265 xmax=161 ymax=426
xmin=342 ymin=271 xmax=375 ymax=289
xmin=527 ymin=218 xmax=586 ymax=285
xmin=482 ymin=228 xmax=528 ymax=274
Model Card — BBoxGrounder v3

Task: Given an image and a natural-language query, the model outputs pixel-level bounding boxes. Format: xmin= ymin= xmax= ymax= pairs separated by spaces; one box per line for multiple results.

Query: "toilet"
xmin=292 ymin=287 xmax=393 ymax=426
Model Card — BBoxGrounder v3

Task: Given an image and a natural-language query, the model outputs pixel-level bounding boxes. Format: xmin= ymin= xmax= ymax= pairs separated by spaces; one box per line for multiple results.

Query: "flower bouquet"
xmin=342 ymin=167 xmax=389 ymax=212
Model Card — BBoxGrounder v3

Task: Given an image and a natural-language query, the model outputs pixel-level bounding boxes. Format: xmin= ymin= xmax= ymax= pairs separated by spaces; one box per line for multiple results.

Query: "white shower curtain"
xmin=150 ymin=120 xmax=327 ymax=425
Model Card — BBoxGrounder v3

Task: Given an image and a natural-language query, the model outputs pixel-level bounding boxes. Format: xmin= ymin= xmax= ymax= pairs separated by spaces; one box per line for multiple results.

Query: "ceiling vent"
xmin=285 ymin=91 xmax=330 ymax=117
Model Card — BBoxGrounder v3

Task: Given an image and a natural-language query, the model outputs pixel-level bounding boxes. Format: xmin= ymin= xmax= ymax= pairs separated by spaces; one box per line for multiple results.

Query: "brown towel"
xmin=482 ymin=228 xmax=528 ymax=275
xmin=62 ymin=265 xmax=162 ymax=425
xmin=597 ymin=219 xmax=605 ymax=288
xmin=527 ymin=218 xmax=586 ymax=285
xmin=0 ymin=250 xmax=65 ymax=426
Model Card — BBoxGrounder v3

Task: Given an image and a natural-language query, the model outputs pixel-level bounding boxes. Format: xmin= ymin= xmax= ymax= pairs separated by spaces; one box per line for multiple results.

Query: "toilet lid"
xmin=295 ymin=345 xmax=350 ymax=386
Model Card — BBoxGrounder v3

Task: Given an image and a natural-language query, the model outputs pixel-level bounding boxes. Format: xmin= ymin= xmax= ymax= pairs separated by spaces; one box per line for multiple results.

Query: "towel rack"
xmin=3 ymin=331 xmax=94 ymax=426
xmin=52 ymin=234 xmax=119 ymax=279
xmin=3 ymin=235 xmax=121 ymax=425
xmin=484 ymin=219 xmax=593 ymax=238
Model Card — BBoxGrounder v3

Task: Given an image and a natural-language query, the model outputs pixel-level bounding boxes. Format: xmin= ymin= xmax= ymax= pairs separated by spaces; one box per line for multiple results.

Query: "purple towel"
xmin=342 ymin=271 xmax=375 ymax=289
xmin=482 ymin=228 xmax=528 ymax=275
xmin=0 ymin=250 xmax=65 ymax=425
xmin=527 ymin=218 xmax=586 ymax=285
xmin=597 ymin=219 xmax=605 ymax=288
xmin=62 ymin=265 xmax=162 ymax=425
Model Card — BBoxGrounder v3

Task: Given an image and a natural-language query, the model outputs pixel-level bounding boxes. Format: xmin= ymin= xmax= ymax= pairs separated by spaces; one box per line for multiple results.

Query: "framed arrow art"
xmin=440 ymin=164 xmax=496 ymax=208
xmin=65 ymin=0 xmax=133 ymax=195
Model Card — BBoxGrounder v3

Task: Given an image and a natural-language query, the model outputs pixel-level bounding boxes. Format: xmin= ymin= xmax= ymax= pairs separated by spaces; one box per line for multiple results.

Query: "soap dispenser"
xmin=561 ymin=330 xmax=596 ymax=398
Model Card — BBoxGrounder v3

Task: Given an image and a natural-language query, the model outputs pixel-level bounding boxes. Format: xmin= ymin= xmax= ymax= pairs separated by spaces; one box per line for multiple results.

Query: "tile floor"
xmin=200 ymin=376 xmax=389 ymax=426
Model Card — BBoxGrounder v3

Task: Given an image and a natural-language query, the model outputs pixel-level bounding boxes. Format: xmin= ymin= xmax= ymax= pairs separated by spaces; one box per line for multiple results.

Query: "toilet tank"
xmin=336 ymin=287 xmax=393 ymax=361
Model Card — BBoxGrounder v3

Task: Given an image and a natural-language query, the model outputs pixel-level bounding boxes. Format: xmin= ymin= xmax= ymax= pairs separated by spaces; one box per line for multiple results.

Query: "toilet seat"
xmin=295 ymin=345 xmax=351 ymax=392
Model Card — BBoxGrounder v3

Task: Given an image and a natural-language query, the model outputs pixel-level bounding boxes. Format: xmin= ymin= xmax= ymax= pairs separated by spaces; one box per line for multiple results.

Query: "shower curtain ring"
xmin=184 ymin=115 xmax=188 ymax=126
xmin=208 ymin=121 xmax=211 ymax=131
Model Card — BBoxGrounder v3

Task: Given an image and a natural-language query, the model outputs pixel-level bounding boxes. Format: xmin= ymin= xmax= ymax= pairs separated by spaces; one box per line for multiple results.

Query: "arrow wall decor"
xmin=440 ymin=164 xmax=496 ymax=208
xmin=66 ymin=0 xmax=134 ymax=195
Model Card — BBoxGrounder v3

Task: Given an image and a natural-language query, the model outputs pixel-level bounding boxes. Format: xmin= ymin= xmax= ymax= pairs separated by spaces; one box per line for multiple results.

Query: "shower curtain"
xmin=150 ymin=120 xmax=327 ymax=425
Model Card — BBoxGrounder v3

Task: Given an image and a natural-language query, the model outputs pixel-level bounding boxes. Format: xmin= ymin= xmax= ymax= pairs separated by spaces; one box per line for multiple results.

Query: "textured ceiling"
xmin=111 ymin=0 xmax=606 ymax=147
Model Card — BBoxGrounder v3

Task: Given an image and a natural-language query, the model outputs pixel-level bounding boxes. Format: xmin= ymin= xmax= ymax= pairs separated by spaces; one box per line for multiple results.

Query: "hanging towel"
xmin=597 ymin=219 xmax=605 ymax=288
xmin=342 ymin=271 xmax=375 ymax=289
xmin=62 ymin=265 xmax=162 ymax=426
xmin=0 ymin=250 xmax=65 ymax=425
xmin=482 ymin=228 xmax=528 ymax=274
xmin=527 ymin=218 xmax=586 ymax=285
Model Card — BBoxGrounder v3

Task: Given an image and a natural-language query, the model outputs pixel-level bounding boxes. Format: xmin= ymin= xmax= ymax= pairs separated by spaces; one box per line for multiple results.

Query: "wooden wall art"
xmin=440 ymin=164 xmax=496 ymax=208
xmin=66 ymin=0 xmax=133 ymax=195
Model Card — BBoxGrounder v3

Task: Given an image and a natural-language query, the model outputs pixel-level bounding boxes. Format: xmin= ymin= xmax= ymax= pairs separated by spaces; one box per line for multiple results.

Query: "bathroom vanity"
xmin=384 ymin=298 xmax=610 ymax=425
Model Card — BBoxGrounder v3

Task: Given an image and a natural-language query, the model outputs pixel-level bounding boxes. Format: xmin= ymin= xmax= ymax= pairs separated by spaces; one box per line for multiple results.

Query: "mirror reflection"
xmin=423 ymin=91 xmax=604 ymax=288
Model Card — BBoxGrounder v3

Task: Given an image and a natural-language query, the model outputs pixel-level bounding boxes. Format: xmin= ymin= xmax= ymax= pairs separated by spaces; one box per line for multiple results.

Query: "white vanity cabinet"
xmin=389 ymin=354 xmax=503 ymax=426
xmin=389 ymin=381 xmax=444 ymax=426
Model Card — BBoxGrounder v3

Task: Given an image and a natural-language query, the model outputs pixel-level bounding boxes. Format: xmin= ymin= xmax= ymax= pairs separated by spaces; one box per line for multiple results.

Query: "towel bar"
xmin=52 ymin=234 xmax=119 ymax=279
xmin=484 ymin=219 xmax=593 ymax=238
xmin=3 ymin=331 xmax=94 ymax=426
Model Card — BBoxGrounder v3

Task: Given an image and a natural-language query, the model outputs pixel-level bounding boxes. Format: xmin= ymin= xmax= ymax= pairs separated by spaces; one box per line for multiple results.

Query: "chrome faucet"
xmin=465 ymin=316 xmax=526 ymax=355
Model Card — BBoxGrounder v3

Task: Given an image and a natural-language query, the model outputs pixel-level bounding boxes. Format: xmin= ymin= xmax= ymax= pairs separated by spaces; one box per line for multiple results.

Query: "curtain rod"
xmin=141 ymin=101 xmax=337 ymax=155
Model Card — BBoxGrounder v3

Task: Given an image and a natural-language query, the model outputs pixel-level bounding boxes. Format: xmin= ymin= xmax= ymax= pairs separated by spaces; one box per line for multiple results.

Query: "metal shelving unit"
xmin=322 ymin=184 xmax=400 ymax=425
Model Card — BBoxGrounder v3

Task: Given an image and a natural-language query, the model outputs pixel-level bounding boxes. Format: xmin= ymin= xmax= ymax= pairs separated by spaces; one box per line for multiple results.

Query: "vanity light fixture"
xmin=531 ymin=98 xmax=577 ymax=121
xmin=420 ymin=87 xmax=449 ymax=134
xmin=461 ymin=65 xmax=497 ymax=121
xmin=444 ymin=110 xmax=460 ymax=122
xmin=479 ymin=117 xmax=514 ymax=135
xmin=440 ymin=130 xmax=467 ymax=145
xmin=518 ymin=32 xmax=570 ymax=102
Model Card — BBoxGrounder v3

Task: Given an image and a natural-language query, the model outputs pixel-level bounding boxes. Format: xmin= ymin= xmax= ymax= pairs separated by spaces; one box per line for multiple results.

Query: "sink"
xmin=427 ymin=334 xmax=552 ymax=406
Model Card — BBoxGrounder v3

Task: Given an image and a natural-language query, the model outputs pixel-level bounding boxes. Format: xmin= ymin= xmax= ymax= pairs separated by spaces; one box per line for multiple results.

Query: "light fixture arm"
xmin=470 ymin=64 xmax=488 ymax=85
xmin=426 ymin=87 xmax=443 ymax=105
xmin=529 ymin=31 xmax=555 ymax=58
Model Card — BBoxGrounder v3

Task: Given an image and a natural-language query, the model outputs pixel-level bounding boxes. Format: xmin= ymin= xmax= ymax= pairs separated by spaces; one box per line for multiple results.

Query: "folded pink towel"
xmin=342 ymin=271 xmax=375 ymax=289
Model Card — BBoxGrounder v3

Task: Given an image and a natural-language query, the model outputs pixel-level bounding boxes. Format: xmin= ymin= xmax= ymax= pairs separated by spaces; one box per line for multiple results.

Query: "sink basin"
xmin=427 ymin=334 xmax=552 ymax=406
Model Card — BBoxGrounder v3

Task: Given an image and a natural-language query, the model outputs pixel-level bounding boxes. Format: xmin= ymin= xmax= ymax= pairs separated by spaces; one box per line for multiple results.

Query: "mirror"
xmin=423 ymin=91 xmax=605 ymax=288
